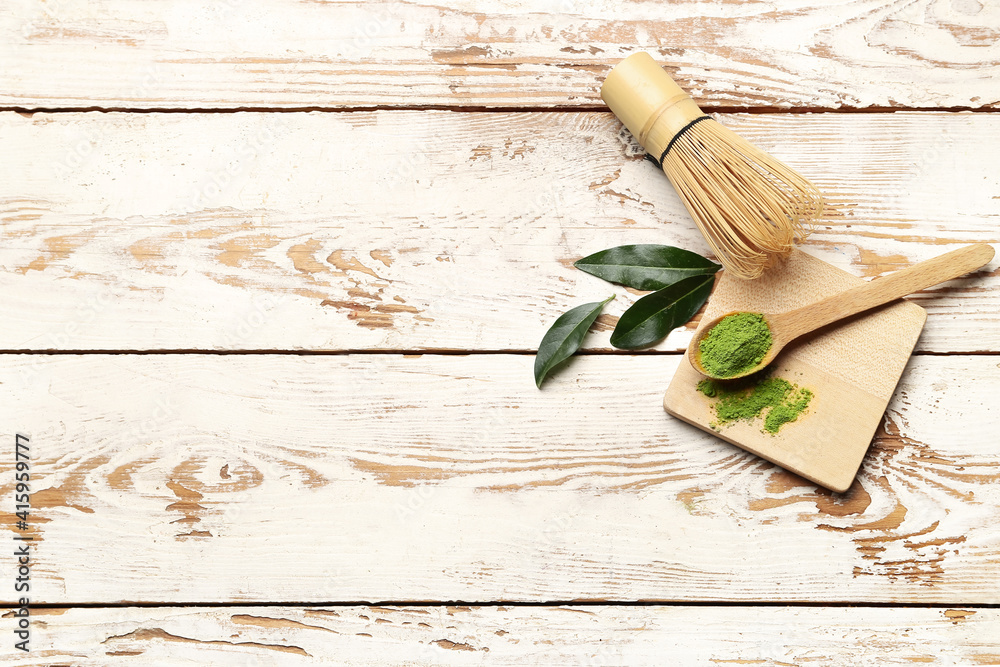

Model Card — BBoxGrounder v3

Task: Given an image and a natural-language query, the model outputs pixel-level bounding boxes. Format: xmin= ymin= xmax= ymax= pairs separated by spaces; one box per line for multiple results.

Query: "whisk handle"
xmin=600 ymin=52 xmax=706 ymax=161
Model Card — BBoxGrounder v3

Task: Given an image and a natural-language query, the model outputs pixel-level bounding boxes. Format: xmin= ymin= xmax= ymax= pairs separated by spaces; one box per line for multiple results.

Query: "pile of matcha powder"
xmin=698 ymin=376 xmax=813 ymax=434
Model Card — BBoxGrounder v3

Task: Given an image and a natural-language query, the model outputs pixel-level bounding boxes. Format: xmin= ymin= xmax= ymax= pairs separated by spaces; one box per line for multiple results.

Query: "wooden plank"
xmin=1 ymin=110 xmax=997 ymax=353
xmin=3 ymin=605 xmax=999 ymax=665
xmin=2 ymin=1 xmax=998 ymax=110
xmin=2 ymin=353 xmax=998 ymax=604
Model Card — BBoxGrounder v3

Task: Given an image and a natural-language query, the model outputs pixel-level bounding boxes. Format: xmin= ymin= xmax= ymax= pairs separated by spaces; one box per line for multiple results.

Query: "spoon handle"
xmin=776 ymin=243 xmax=995 ymax=339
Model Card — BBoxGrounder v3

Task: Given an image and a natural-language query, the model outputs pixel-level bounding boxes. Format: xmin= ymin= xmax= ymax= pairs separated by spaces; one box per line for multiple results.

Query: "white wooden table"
xmin=2 ymin=1 xmax=999 ymax=664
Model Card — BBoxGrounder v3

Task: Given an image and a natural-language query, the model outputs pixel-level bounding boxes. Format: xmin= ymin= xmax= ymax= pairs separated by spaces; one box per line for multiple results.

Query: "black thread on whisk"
xmin=644 ymin=115 xmax=713 ymax=169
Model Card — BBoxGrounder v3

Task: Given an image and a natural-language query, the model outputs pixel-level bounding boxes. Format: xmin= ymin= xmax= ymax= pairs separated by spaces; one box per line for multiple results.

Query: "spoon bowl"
xmin=690 ymin=243 xmax=995 ymax=380
xmin=688 ymin=311 xmax=783 ymax=380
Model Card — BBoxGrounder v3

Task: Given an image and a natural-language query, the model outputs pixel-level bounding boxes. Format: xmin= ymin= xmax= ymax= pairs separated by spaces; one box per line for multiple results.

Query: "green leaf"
xmin=610 ymin=274 xmax=715 ymax=349
xmin=534 ymin=296 xmax=615 ymax=388
xmin=574 ymin=244 xmax=721 ymax=291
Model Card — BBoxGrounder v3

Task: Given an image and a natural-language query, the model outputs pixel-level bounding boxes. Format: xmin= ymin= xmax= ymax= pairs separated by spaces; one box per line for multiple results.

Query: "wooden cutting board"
xmin=663 ymin=248 xmax=926 ymax=493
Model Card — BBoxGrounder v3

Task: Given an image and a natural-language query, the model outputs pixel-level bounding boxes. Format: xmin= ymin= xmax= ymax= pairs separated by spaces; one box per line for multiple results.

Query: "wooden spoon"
xmin=690 ymin=243 xmax=995 ymax=380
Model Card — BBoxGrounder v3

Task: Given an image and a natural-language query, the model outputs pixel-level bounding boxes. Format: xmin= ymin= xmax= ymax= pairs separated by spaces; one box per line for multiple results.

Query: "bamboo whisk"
xmin=601 ymin=52 xmax=824 ymax=279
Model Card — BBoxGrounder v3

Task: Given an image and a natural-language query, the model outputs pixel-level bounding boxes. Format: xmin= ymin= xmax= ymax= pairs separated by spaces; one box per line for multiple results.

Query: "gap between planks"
xmin=7 ymin=601 xmax=1000 ymax=610
xmin=5 ymin=105 xmax=1000 ymax=116
xmin=0 ymin=350 xmax=994 ymax=356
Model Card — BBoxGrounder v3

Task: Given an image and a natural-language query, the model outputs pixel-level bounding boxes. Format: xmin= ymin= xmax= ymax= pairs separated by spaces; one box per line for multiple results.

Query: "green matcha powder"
xmin=698 ymin=312 xmax=773 ymax=378
xmin=698 ymin=376 xmax=813 ymax=434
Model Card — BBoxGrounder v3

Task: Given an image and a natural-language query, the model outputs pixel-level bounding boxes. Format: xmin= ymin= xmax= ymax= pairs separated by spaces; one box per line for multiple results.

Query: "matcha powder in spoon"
xmin=698 ymin=312 xmax=773 ymax=378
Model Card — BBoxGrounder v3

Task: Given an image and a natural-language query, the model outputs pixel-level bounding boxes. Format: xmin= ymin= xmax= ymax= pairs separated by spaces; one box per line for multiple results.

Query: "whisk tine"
xmin=666 ymin=122 xmax=821 ymax=278
xmin=601 ymin=53 xmax=825 ymax=279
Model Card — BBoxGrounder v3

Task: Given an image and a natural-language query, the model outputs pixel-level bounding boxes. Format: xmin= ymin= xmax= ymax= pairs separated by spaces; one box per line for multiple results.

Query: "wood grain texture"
xmin=1 ymin=110 xmax=997 ymax=353
xmin=3 ymin=605 xmax=1000 ymax=666
xmin=2 ymin=0 xmax=999 ymax=110
xmin=2 ymin=353 xmax=998 ymax=604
